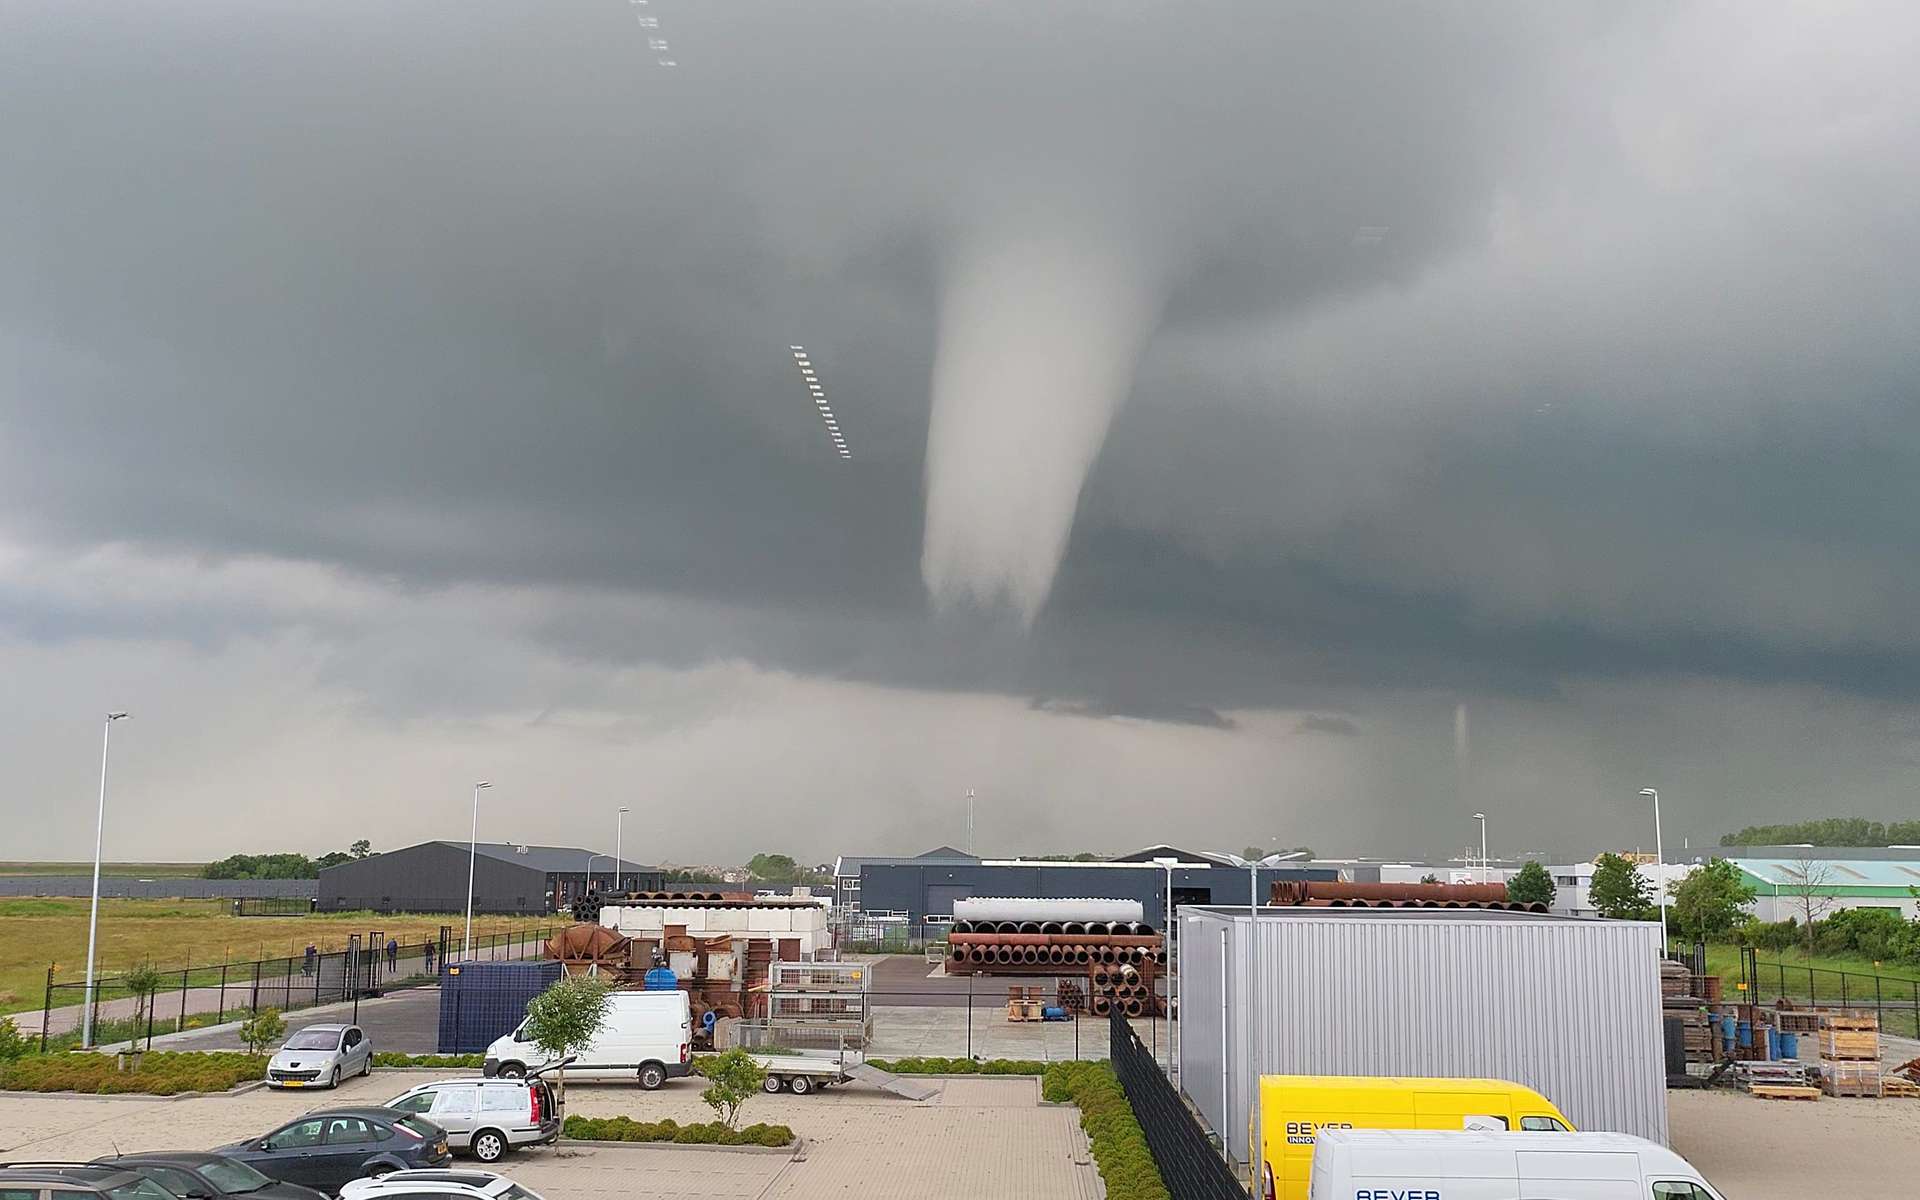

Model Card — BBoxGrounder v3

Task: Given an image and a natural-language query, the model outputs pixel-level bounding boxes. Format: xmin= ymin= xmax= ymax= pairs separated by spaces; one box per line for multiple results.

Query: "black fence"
xmin=41 ymin=924 xmax=556 ymax=1052
xmin=234 ymin=897 xmax=319 ymax=916
xmin=1749 ymin=956 xmax=1920 ymax=1039
xmin=1111 ymin=1008 xmax=1246 ymax=1200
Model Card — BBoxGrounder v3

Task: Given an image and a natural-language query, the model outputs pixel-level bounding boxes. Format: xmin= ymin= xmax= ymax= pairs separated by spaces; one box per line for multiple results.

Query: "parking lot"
xmin=0 ymin=1068 xmax=1100 ymax=1200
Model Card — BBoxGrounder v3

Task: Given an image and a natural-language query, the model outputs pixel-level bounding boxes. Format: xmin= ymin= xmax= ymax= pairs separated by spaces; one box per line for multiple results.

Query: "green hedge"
xmin=0 ymin=1051 xmax=266 ymax=1096
xmin=1042 ymin=1062 xmax=1170 ymax=1200
xmin=562 ymin=1115 xmax=793 ymax=1147
xmin=864 ymin=1057 xmax=1048 ymax=1075
xmin=372 ymin=1053 xmax=486 ymax=1068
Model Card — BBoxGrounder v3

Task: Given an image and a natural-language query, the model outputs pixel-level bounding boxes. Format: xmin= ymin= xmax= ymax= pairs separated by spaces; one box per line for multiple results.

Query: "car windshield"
xmin=199 ymin=1160 xmax=273 ymax=1193
xmin=496 ymin=1186 xmax=540 ymax=1200
xmin=109 ymin=1181 xmax=180 ymax=1200
xmin=284 ymin=1031 xmax=339 ymax=1050
xmin=397 ymin=1116 xmax=441 ymax=1139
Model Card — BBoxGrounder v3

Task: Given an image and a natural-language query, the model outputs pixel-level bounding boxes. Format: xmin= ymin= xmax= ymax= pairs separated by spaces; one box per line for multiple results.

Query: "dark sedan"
xmin=214 ymin=1109 xmax=451 ymax=1196
xmin=92 ymin=1153 xmax=328 ymax=1200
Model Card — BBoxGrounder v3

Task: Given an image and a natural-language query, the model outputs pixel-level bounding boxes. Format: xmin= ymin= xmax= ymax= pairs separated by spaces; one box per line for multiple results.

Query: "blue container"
xmin=644 ymin=966 xmax=679 ymax=991
xmin=1765 ymin=1027 xmax=1780 ymax=1060
xmin=1781 ymin=1032 xmax=1799 ymax=1058
xmin=1736 ymin=1020 xmax=1753 ymax=1049
xmin=436 ymin=959 xmax=564 ymax=1054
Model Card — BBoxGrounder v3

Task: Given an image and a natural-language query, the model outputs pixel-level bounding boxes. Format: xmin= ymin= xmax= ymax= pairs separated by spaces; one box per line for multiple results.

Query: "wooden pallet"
xmin=1819 ymin=1030 xmax=1881 ymax=1060
xmin=1774 ymin=1011 xmax=1821 ymax=1033
xmin=1750 ymin=1085 xmax=1820 ymax=1101
xmin=1881 ymin=1076 xmax=1920 ymax=1099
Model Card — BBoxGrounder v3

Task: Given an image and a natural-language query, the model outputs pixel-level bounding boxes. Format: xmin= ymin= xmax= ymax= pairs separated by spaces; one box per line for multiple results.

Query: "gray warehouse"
xmin=843 ymin=845 xmax=1337 ymax=930
xmin=1179 ymin=905 xmax=1666 ymax=1167
xmin=317 ymin=841 xmax=660 ymax=915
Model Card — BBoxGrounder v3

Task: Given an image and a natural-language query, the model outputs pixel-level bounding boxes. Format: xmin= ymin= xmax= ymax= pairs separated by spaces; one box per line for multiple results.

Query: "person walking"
xmin=302 ymin=943 xmax=318 ymax=977
xmin=423 ymin=940 xmax=436 ymax=975
xmin=386 ymin=937 xmax=398 ymax=969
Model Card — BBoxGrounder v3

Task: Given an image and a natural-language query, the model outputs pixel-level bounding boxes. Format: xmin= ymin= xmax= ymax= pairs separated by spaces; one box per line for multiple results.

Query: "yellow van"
xmin=1253 ymin=1075 xmax=1574 ymax=1200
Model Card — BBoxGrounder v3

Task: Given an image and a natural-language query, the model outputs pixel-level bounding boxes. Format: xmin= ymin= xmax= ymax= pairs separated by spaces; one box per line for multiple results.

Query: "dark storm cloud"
xmin=2 ymin=0 xmax=1919 ymax=858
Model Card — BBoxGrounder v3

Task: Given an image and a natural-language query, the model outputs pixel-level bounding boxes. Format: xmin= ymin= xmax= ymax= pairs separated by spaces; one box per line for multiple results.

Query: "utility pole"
xmin=965 ymin=789 xmax=975 ymax=855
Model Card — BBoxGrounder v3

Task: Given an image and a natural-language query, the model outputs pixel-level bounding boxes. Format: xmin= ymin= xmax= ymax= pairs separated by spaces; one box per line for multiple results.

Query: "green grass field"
xmin=0 ymin=862 xmax=208 ymax=877
xmin=0 ymin=897 xmax=556 ymax=1017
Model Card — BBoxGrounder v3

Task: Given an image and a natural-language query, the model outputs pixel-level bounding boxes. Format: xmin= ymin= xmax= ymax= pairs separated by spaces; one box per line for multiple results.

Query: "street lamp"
xmin=1151 ymin=856 xmax=1179 ymax=1074
xmin=464 ymin=781 xmax=492 ymax=959
xmin=1472 ymin=813 xmax=1488 ymax=885
xmin=1213 ymin=849 xmax=1308 ymax=1196
xmin=1640 ymin=788 xmax=1667 ymax=953
xmin=586 ymin=853 xmax=606 ymax=895
xmin=80 ymin=712 xmax=129 ymax=1049
xmin=616 ymin=806 xmax=630 ymax=892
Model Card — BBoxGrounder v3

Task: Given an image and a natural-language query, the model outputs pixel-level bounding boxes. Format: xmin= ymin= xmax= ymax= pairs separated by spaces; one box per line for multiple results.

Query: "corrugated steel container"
xmin=1178 ymin=906 xmax=1665 ymax=1165
xmin=436 ymin=959 xmax=564 ymax=1053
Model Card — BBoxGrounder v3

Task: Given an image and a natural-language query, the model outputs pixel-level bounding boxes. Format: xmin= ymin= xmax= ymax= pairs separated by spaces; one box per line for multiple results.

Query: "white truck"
xmin=1309 ymin=1129 xmax=1726 ymax=1200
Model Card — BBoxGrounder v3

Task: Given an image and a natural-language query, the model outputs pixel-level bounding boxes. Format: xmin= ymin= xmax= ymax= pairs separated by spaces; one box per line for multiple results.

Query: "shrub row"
xmin=371 ymin=1053 xmax=486 ymax=1068
xmin=1042 ymin=1061 xmax=1170 ymax=1200
xmin=0 ymin=1051 xmax=267 ymax=1095
xmin=863 ymin=1057 xmax=1047 ymax=1075
xmin=562 ymin=1115 xmax=793 ymax=1147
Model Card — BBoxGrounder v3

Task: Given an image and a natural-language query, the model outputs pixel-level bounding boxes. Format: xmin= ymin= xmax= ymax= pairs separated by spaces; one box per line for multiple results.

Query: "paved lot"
xmin=0 ymin=1068 xmax=1100 ymax=1200
xmin=1670 ymin=1087 xmax=1920 ymax=1198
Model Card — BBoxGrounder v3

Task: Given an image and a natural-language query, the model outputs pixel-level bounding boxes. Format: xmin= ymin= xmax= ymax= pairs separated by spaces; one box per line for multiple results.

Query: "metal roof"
xmin=428 ymin=842 xmax=655 ymax=874
xmin=1733 ymin=858 xmax=1920 ymax=891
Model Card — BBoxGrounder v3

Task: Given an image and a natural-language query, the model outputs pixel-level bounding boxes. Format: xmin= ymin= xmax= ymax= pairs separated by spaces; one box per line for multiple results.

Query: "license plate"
xmin=281 ymin=1080 xmax=304 ymax=1087
xmin=435 ymin=1142 xmax=447 ymax=1155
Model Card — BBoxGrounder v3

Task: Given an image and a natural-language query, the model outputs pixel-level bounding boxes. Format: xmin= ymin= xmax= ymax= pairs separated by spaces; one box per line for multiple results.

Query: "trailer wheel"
xmin=763 ymin=1075 xmax=786 ymax=1093
xmin=789 ymin=1075 xmax=814 ymax=1096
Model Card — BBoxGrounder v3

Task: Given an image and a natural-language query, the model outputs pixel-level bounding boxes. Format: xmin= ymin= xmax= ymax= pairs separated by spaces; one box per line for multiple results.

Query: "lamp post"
xmin=80 ymin=711 xmax=129 ymax=1049
xmin=1473 ymin=813 xmax=1488 ymax=884
xmin=1640 ymin=788 xmax=1667 ymax=953
xmin=586 ymin=853 xmax=606 ymax=896
xmin=1151 ymin=856 xmax=1179 ymax=1074
xmin=1213 ymin=849 xmax=1307 ymax=1195
xmin=463 ymin=781 xmax=492 ymax=959
xmin=616 ymin=806 xmax=630 ymax=891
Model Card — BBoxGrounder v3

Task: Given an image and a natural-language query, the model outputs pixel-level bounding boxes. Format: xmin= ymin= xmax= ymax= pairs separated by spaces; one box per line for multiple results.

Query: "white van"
xmin=1309 ymin=1129 xmax=1726 ymax=1200
xmin=483 ymin=989 xmax=693 ymax=1090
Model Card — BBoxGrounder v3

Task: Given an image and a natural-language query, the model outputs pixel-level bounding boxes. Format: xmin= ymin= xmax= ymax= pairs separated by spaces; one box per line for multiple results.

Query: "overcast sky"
xmin=3 ymin=1 xmax=1917 ymax=866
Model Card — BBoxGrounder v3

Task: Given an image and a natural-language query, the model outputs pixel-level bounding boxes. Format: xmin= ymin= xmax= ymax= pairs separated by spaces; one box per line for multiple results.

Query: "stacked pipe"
xmin=1267 ymin=879 xmax=1547 ymax=913
xmin=944 ymin=898 xmax=1164 ymax=978
xmin=1088 ymin=957 xmax=1166 ymax=1018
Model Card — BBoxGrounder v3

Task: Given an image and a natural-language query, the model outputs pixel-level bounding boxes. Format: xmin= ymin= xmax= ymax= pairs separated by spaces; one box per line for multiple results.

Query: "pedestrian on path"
xmin=302 ymin=943 xmax=318 ymax=976
xmin=386 ymin=938 xmax=398 ymax=969
xmin=423 ymin=941 xmax=436 ymax=974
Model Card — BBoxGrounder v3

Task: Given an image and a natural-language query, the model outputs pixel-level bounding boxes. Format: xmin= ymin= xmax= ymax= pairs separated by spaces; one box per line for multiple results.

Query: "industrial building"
xmin=1178 ymin=904 xmax=1667 ymax=1166
xmin=843 ymin=844 xmax=1336 ymax=931
xmin=317 ymin=840 xmax=660 ymax=915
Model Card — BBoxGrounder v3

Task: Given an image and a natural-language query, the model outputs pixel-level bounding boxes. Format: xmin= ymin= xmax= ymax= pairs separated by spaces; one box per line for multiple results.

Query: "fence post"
xmin=966 ymin=976 xmax=974 ymax=1060
xmin=1841 ymin=971 xmax=1848 ymax=1009
xmin=179 ymin=969 xmax=190 ymax=1035
xmin=41 ymin=964 xmax=53 ymax=1053
xmin=1875 ymin=974 xmax=1882 ymax=1026
xmin=145 ymin=987 xmax=155 ymax=1050
xmin=251 ymin=961 xmax=260 ymax=1014
xmin=218 ymin=964 xmax=228 ymax=1023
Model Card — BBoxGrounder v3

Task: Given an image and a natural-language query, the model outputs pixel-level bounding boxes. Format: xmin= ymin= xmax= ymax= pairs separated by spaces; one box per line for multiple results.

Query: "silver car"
xmin=383 ymin=1079 xmax=560 ymax=1163
xmin=266 ymin=1023 xmax=373 ymax=1089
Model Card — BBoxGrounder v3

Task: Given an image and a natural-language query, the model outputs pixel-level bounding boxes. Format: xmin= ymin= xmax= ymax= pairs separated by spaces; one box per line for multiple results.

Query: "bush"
xmin=695 ymin=1048 xmax=766 ymax=1128
xmin=561 ymin=1115 xmax=794 ymax=1147
xmin=0 ymin=1018 xmax=31 ymax=1063
xmin=1042 ymin=1061 xmax=1170 ymax=1200
xmin=0 ymin=1051 xmax=266 ymax=1095
xmin=372 ymin=1053 xmax=486 ymax=1068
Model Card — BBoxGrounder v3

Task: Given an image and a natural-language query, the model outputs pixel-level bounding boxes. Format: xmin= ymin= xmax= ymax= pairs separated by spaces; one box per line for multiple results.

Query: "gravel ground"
xmin=1669 ymin=1087 xmax=1920 ymax=1198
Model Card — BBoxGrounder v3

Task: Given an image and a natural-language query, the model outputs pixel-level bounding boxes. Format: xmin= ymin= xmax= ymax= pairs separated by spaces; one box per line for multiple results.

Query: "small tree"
xmin=349 ymin=839 xmax=372 ymax=859
xmin=1506 ymin=862 xmax=1557 ymax=908
xmin=1778 ymin=857 xmax=1838 ymax=956
xmin=0 ymin=1016 xmax=31 ymax=1062
xmin=239 ymin=1008 xmax=286 ymax=1055
xmin=1589 ymin=853 xmax=1656 ymax=921
xmin=522 ymin=973 xmax=614 ymax=1106
xmin=1419 ymin=873 xmax=1441 ymax=885
xmin=123 ymin=960 xmax=166 ymax=1032
xmin=696 ymin=1048 xmax=767 ymax=1129
xmin=1668 ymin=859 xmax=1755 ymax=941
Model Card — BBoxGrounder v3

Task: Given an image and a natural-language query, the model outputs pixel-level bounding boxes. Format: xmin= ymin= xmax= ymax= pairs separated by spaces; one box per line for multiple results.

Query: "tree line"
xmin=1721 ymin=817 xmax=1920 ymax=847
xmin=202 ymin=840 xmax=372 ymax=879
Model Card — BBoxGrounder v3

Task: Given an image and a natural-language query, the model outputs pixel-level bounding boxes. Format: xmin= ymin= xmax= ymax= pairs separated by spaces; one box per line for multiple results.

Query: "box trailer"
xmin=1177 ymin=905 xmax=1666 ymax=1168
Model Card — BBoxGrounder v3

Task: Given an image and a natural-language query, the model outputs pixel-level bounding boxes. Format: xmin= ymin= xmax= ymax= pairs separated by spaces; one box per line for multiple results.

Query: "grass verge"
xmin=863 ymin=1056 xmax=1047 ymax=1075
xmin=0 ymin=1050 xmax=266 ymax=1095
xmin=1042 ymin=1061 xmax=1169 ymax=1200
xmin=562 ymin=1115 xmax=793 ymax=1147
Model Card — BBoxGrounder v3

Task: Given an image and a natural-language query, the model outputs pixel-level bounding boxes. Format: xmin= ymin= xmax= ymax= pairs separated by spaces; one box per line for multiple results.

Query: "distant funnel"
xmin=921 ymin=221 xmax=1160 ymax=624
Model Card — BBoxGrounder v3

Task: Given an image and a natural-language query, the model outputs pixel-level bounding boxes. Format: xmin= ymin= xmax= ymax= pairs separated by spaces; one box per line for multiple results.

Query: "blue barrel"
xmin=1781 ymin=1032 xmax=1799 ymax=1058
xmin=643 ymin=966 xmax=678 ymax=990
xmin=1765 ymin=1027 xmax=1780 ymax=1060
xmin=1737 ymin=1020 xmax=1753 ymax=1048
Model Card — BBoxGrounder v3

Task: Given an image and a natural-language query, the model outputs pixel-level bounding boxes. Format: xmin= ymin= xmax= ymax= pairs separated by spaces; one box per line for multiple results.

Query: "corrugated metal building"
xmin=1179 ymin=905 xmax=1666 ymax=1167
xmin=318 ymin=841 xmax=661 ymax=914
